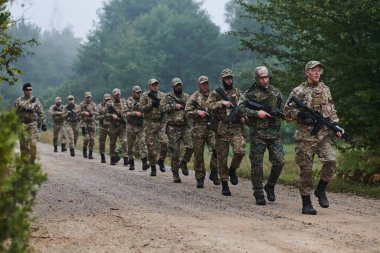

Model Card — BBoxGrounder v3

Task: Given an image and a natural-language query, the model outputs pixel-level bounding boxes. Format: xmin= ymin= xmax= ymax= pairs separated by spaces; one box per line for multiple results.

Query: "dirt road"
xmin=30 ymin=143 xmax=379 ymax=253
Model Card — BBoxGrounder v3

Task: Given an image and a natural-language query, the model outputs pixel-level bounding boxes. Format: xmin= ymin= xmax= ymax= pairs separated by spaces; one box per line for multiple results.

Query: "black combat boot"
xmin=110 ymin=157 xmax=116 ymax=166
xmin=221 ymin=181 xmax=231 ymax=196
xmin=150 ymin=165 xmax=157 ymax=176
xmin=254 ymin=194 xmax=266 ymax=205
xmin=229 ymin=167 xmax=238 ymax=185
xmin=101 ymin=154 xmax=106 ymax=163
xmin=209 ymin=170 xmax=220 ymax=185
xmin=123 ymin=157 xmax=129 ymax=166
xmin=70 ymin=148 xmax=75 ymax=157
xmin=61 ymin=144 xmax=67 ymax=152
xmin=180 ymin=160 xmax=189 ymax=176
xmin=302 ymin=195 xmax=317 ymax=215
xmin=114 ymin=152 xmax=120 ymax=164
xmin=157 ymin=159 xmax=166 ymax=172
xmin=83 ymin=147 xmax=87 ymax=158
xmin=141 ymin=157 xmax=149 ymax=170
xmin=196 ymin=179 xmax=204 ymax=188
xmin=314 ymin=179 xmax=329 ymax=208
xmin=129 ymin=159 xmax=135 ymax=170
xmin=264 ymin=184 xmax=276 ymax=202
xmin=172 ymin=170 xmax=181 ymax=183
xmin=54 ymin=145 xmax=58 ymax=152
xmin=88 ymin=149 xmax=94 ymax=159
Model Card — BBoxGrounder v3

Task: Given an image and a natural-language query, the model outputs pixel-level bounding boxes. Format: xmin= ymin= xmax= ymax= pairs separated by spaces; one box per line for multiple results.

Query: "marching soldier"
xmin=185 ymin=75 xmax=220 ymax=188
xmin=48 ymin=97 xmax=68 ymax=153
xmin=140 ymin=79 xmax=168 ymax=176
xmin=125 ymin=86 xmax=149 ymax=170
xmin=206 ymin=69 xmax=246 ymax=196
xmin=96 ymin=93 xmax=112 ymax=163
xmin=15 ymin=83 xmax=47 ymax=163
xmin=160 ymin=78 xmax=193 ymax=183
xmin=65 ymin=95 xmax=80 ymax=147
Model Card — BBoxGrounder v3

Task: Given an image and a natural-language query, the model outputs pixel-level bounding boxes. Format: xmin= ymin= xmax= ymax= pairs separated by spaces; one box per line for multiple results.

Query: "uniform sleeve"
xmin=48 ymin=105 xmax=56 ymax=116
xmin=139 ymin=93 xmax=152 ymax=113
xmin=185 ymin=95 xmax=198 ymax=119
xmin=36 ymin=100 xmax=46 ymax=124
xmin=237 ymin=93 xmax=258 ymax=118
xmin=159 ymin=94 xmax=176 ymax=113
xmin=205 ymin=91 xmax=223 ymax=112
xmin=327 ymin=88 xmax=339 ymax=123
xmin=283 ymin=89 xmax=300 ymax=121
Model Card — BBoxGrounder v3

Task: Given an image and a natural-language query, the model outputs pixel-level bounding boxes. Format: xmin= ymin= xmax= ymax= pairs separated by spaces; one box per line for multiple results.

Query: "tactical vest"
xmin=52 ymin=105 xmax=65 ymax=124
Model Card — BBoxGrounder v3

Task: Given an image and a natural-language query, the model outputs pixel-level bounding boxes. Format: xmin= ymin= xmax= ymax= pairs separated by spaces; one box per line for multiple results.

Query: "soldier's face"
xmin=85 ymin=96 xmax=92 ymax=103
xmin=173 ymin=83 xmax=182 ymax=93
xmin=222 ymin=76 xmax=233 ymax=87
xmin=56 ymin=101 xmax=61 ymax=106
xmin=149 ymin=83 xmax=158 ymax=92
xmin=257 ymin=75 xmax=269 ymax=86
xmin=306 ymin=67 xmax=323 ymax=83
xmin=68 ymin=99 xmax=74 ymax=104
xmin=113 ymin=93 xmax=121 ymax=101
xmin=24 ymin=87 xmax=32 ymax=97
xmin=198 ymin=82 xmax=209 ymax=93
xmin=133 ymin=91 xmax=141 ymax=99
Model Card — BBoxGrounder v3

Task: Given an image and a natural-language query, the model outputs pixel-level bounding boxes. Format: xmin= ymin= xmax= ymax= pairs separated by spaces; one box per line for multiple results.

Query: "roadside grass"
xmin=39 ymin=130 xmax=380 ymax=198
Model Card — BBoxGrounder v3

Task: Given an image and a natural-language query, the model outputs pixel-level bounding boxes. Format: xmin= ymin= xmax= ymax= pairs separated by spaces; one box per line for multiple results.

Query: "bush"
xmin=0 ymin=110 xmax=47 ymax=252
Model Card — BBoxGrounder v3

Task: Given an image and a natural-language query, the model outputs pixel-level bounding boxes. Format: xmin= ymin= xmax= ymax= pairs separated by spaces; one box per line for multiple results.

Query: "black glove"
xmin=37 ymin=121 xmax=41 ymax=129
xmin=298 ymin=111 xmax=315 ymax=125
xmin=152 ymin=100 xmax=160 ymax=108
xmin=81 ymin=127 xmax=87 ymax=136
xmin=41 ymin=124 xmax=47 ymax=131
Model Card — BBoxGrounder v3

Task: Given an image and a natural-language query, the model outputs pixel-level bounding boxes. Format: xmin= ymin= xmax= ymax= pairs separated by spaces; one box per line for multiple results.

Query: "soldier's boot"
xmin=150 ymin=165 xmax=157 ymax=176
xmin=114 ymin=152 xmax=120 ymax=164
xmin=157 ymin=159 xmax=166 ymax=172
xmin=61 ymin=144 xmax=67 ymax=152
xmin=196 ymin=179 xmax=204 ymax=188
xmin=180 ymin=160 xmax=189 ymax=176
xmin=172 ymin=170 xmax=181 ymax=183
xmin=141 ymin=157 xmax=149 ymax=170
xmin=254 ymin=194 xmax=266 ymax=205
xmin=221 ymin=181 xmax=231 ymax=196
xmin=229 ymin=167 xmax=238 ymax=185
xmin=88 ymin=149 xmax=94 ymax=159
xmin=209 ymin=170 xmax=220 ymax=185
xmin=83 ymin=147 xmax=87 ymax=158
xmin=54 ymin=145 xmax=58 ymax=153
xmin=123 ymin=157 xmax=130 ymax=166
xmin=101 ymin=154 xmax=106 ymax=163
xmin=129 ymin=159 xmax=135 ymax=170
xmin=110 ymin=157 xmax=116 ymax=166
xmin=314 ymin=179 xmax=329 ymax=208
xmin=264 ymin=184 xmax=276 ymax=202
xmin=301 ymin=195 xmax=317 ymax=215
xmin=70 ymin=148 xmax=75 ymax=157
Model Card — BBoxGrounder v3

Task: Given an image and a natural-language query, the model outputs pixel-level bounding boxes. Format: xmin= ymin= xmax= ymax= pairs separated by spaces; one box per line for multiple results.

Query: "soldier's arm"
xmin=95 ymin=104 xmax=105 ymax=120
xmin=237 ymin=93 xmax=258 ymax=118
xmin=205 ymin=91 xmax=223 ymax=112
xmin=48 ymin=105 xmax=56 ymax=116
xmin=283 ymin=89 xmax=300 ymax=121
xmin=36 ymin=100 xmax=46 ymax=124
xmin=159 ymin=95 xmax=175 ymax=113
xmin=327 ymin=88 xmax=339 ymax=123
xmin=139 ymin=94 xmax=152 ymax=113
xmin=184 ymin=96 xmax=198 ymax=119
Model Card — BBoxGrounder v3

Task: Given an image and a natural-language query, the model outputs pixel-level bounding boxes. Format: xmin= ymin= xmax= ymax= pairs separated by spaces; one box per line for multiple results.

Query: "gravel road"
xmin=30 ymin=143 xmax=380 ymax=253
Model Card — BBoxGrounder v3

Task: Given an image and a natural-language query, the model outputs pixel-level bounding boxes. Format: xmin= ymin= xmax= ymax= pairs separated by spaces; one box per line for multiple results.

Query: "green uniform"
xmin=106 ymin=98 xmax=128 ymax=158
xmin=96 ymin=101 xmax=111 ymax=155
xmin=48 ymin=104 xmax=68 ymax=147
xmin=78 ymin=101 xmax=98 ymax=149
xmin=65 ymin=103 xmax=80 ymax=147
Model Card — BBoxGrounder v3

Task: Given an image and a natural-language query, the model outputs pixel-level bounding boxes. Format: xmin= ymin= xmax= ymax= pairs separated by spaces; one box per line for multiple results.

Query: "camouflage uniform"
xmin=160 ymin=78 xmax=193 ymax=182
xmin=185 ymin=76 xmax=219 ymax=185
xmin=15 ymin=83 xmax=46 ymax=163
xmin=140 ymin=79 xmax=168 ymax=174
xmin=48 ymin=97 xmax=69 ymax=151
xmin=78 ymin=92 xmax=98 ymax=158
xmin=206 ymin=69 xmax=245 ymax=195
xmin=96 ymin=94 xmax=111 ymax=163
xmin=238 ymin=80 xmax=285 ymax=200
xmin=106 ymin=88 xmax=128 ymax=165
xmin=65 ymin=95 xmax=80 ymax=147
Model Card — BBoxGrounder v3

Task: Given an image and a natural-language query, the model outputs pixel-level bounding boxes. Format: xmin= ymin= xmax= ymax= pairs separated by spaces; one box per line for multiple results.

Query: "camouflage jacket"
xmin=160 ymin=92 xmax=190 ymax=126
xmin=206 ymin=86 xmax=242 ymax=124
xmin=96 ymin=102 xmax=111 ymax=129
xmin=78 ymin=101 xmax=98 ymax=127
xmin=238 ymin=83 xmax=283 ymax=138
xmin=140 ymin=90 xmax=166 ymax=122
xmin=125 ymin=96 xmax=144 ymax=127
xmin=185 ymin=90 xmax=211 ymax=124
xmin=64 ymin=104 xmax=80 ymax=124
xmin=105 ymin=98 xmax=127 ymax=126
xmin=49 ymin=104 xmax=65 ymax=124
xmin=284 ymin=81 xmax=339 ymax=141
xmin=15 ymin=96 xmax=46 ymax=125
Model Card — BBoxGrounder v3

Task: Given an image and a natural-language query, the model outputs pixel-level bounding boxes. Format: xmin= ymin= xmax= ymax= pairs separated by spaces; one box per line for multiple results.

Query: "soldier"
xmin=237 ymin=66 xmax=285 ymax=205
xmin=48 ymin=97 xmax=68 ymax=153
xmin=284 ymin=61 xmax=344 ymax=215
xmin=206 ymin=69 xmax=246 ymax=196
xmin=65 ymin=95 xmax=80 ymax=147
xmin=15 ymin=83 xmax=47 ymax=163
xmin=60 ymin=96 xmax=77 ymax=157
xmin=96 ymin=93 xmax=112 ymax=163
xmin=78 ymin=91 xmax=98 ymax=159
xmin=125 ymin=86 xmax=149 ymax=170
xmin=185 ymin=75 xmax=220 ymax=188
xmin=106 ymin=88 xmax=129 ymax=166
xmin=140 ymin=79 xmax=168 ymax=176
xmin=160 ymin=78 xmax=193 ymax=183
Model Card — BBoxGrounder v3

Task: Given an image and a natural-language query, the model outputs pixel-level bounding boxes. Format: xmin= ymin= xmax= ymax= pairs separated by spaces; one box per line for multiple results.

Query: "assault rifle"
xmin=109 ymin=105 xmax=126 ymax=125
xmin=191 ymin=100 xmax=218 ymax=131
xmin=288 ymin=96 xmax=353 ymax=144
xmin=21 ymin=97 xmax=37 ymax=113
xmin=167 ymin=94 xmax=186 ymax=109
xmin=215 ymin=87 xmax=239 ymax=123
xmin=148 ymin=91 xmax=161 ymax=108
xmin=244 ymin=100 xmax=285 ymax=119
xmin=66 ymin=104 xmax=78 ymax=121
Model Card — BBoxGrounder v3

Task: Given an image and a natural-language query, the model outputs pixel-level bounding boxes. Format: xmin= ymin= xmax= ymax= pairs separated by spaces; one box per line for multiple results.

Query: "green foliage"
xmin=0 ymin=110 xmax=47 ymax=252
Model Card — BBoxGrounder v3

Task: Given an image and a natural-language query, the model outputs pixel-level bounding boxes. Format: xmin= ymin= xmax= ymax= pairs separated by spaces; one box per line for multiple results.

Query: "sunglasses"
xmin=25 ymin=88 xmax=32 ymax=91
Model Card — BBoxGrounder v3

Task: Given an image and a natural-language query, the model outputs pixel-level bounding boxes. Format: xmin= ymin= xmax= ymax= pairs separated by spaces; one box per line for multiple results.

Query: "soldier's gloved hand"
xmin=41 ymin=124 xmax=47 ymax=131
xmin=81 ymin=127 xmax=86 ymax=136
xmin=152 ymin=100 xmax=160 ymax=108
xmin=298 ymin=111 xmax=315 ymax=125
xmin=37 ymin=121 xmax=41 ymax=129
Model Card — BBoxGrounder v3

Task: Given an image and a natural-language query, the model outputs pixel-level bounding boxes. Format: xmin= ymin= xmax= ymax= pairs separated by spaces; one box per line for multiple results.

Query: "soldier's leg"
xmin=98 ymin=128 xmax=107 ymax=155
xmin=229 ymin=131 xmax=246 ymax=186
xmin=193 ymin=136 xmax=206 ymax=180
xmin=72 ymin=124 xmax=79 ymax=147
xmin=167 ymin=127 xmax=181 ymax=171
xmin=87 ymin=127 xmax=95 ymax=159
xmin=158 ymin=123 xmax=168 ymax=161
xmin=206 ymin=131 xmax=219 ymax=185
xmin=53 ymin=124 xmax=59 ymax=147
xmin=119 ymin=125 xmax=129 ymax=165
xmin=66 ymin=125 xmax=75 ymax=149
xmin=19 ymin=124 xmax=30 ymax=160
xmin=180 ymin=128 xmax=193 ymax=176
xmin=30 ymin=124 xmax=38 ymax=163
xmin=267 ymin=138 xmax=285 ymax=186
xmin=249 ymin=136 xmax=266 ymax=196
xmin=216 ymin=137 xmax=229 ymax=183
xmin=136 ymin=127 xmax=149 ymax=170
xmin=145 ymin=123 xmax=157 ymax=166
xmin=126 ymin=126 xmax=136 ymax=159
xmin=295 ymin=141 xmax=318 ymax=195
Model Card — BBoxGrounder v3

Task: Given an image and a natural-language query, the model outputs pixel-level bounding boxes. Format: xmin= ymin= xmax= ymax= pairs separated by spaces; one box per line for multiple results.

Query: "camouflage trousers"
xmin=109 ymin=123 xmax=127 ymax=158
xmin=166 ymin=124 xmax=193 ymax=172
xmin=98 ymin=126 xmax=109 ymax=155
xmin=216 ymin=123 xmax=245 ymax=182
xmin=19 ymin=122 xmax=38 ymax=163
xmin=249 ymin=132 xmax=284 ymax=196
xmin=295 ymin=137 xmax=336 ymax=195
xmin=64 ymin=124 xmax=75 ymax=149
xmin=144 ymin=121 xmax=168 ymax=166
xmin=52 ymin=122 xmax=67 ymax=146
xmin=83 ymin=125 xmax=96 ymax=149
xmin=126 ymin=124 xmax=147 ymax=160
xmin=192 ymin=123 xmax=217 ymax=180
xmin=67 ymin=122 xmax=79 ymax=147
